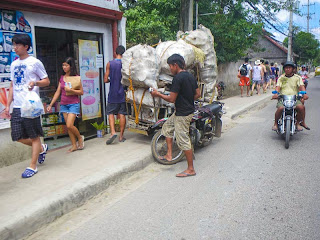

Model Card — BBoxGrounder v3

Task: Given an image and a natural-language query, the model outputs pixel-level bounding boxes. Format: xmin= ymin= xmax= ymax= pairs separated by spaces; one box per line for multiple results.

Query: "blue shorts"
xmin=60 ymin=103 xmax=80 ymax=115
xmin=106 ymin=102 xmax=127 ymax=115
xmin=252 ymin=80 xmax=262 ymax=85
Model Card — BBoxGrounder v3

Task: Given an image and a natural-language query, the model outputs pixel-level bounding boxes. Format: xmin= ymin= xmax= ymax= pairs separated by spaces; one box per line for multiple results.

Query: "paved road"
xmin=29 ymin=76 xmax=320 ymax=240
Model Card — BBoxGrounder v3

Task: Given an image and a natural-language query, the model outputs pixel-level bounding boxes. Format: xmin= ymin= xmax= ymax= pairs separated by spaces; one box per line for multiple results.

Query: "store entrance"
xmin=35 ymin=27 xmax=105 ymax=150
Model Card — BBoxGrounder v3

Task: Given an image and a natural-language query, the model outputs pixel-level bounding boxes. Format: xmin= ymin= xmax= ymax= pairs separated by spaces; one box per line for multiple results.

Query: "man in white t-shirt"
xmin=5 ymin=34 xmax=50 ymax=178
xmin=251 ymin=60 xmax=264 ymax=95
xmin=238 ymin=57 xmax=252 ymax=97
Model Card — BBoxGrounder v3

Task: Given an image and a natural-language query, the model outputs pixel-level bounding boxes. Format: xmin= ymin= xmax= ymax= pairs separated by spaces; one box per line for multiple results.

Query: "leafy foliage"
xmin=120 ymin=0 xmax=179 ymax=48
xmin=119 ymin=0 xmax=291 ymax=63
xmin=283 ymin=31 xmax=320 ymax=65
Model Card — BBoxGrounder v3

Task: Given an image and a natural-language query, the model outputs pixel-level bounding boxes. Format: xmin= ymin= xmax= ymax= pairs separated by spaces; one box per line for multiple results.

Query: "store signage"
xmin=78 ymin=39 xmax=102 ymax=121
xmin=70 ymin=0 xmax=119 ymax=11
xmin=96 ymin=54 xmax=103 ymax=69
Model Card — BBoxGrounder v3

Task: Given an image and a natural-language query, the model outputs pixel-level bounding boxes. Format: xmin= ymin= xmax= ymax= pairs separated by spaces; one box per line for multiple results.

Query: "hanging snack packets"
xmin=16 ymin=11 xmax=31 ymax=33
xmin=0 ymin=33 xmax=3 ymax=53
xmin=11 ymin=52 xmax=19 ymax=63
xmin=3 ymin=33 xmax=14 ymax=53
xmin=0 ymin=53 xmax=11 ymax=73
xmin=1 ymin=10 xmax=16 ymax=31
xmin=0 ymin=10 xmax=2 ymax=30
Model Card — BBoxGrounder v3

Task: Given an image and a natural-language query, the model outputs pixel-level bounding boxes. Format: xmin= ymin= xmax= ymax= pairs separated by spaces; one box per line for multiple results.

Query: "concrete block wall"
xmin=0 ymin=129 xmax=32 ymax=168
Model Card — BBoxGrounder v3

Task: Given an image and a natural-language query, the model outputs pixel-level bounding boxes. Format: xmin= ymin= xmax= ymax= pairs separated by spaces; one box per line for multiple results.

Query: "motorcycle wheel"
xmin=151 ymin=130 xmax=185 ymax=165
xmin=285 ymin=118 xmax=291 ymax=149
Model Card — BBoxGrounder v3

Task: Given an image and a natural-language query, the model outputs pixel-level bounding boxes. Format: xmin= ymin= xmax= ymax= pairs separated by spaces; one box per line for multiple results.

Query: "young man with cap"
xmin=272 ymin=61 xmax=309 ymax=131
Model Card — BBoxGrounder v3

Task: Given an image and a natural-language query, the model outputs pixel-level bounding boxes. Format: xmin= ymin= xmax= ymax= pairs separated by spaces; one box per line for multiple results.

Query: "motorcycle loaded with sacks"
xmin=272 ymin=90 xmax=306 ymax=149
xmin=150 ymin=101 xmax=224 ymax=165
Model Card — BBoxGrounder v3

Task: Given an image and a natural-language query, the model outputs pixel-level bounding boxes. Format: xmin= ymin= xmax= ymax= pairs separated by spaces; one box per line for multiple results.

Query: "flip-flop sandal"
xmin=119 ymin=137 xmax=126 ymax=142
xmin=300 ymin=124 xmax=310 ymax=130
xmin=38 ymin=144 xmax=48 ymax=164
xmin=106 ymin=134 xmax=117 ymax=145
xmin=272 ymin=126 xmax=278 ymax=131
xmin=176 ymin=172 xmax=196 ymax=177
xmin=78 ymin=135 xmax=85 ymax=150
xmin=159 ymin=156 xmax=172 ymax=162
xmin=22 ymin=167 xmax=38 ymax=178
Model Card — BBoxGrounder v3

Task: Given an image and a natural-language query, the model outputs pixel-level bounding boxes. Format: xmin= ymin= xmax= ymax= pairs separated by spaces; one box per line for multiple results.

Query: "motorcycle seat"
xmin=203 ymin=103 xmax=222 ymax=115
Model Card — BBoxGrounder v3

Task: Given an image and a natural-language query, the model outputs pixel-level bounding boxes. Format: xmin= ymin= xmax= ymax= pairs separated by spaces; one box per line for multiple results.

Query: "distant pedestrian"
xmin=274 ymin=63 xmax=280 ymax=82
xmin=104 ymin=45 xmax=127 ymax=144
xmin=270 ymin=62 xmax=277 ymax=89
xmin=5 ymin=34 xmax=50 ymax=178
xmin=264 ymin=61 xmax=272 ymax=91
xmin=238 ymin=57 xmax=252 ymax=97
xmin=47 ymin=57 xmax=84 ymax=152
xmin=260 ymin=59 xmax=267 ymax=92
xmin=251 ymin=60 xmax=264 ymax=95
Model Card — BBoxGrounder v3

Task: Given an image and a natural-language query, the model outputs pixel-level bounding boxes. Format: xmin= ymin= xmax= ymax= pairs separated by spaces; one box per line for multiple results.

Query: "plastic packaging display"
xmin=1 ymin=10 xmax=16 ymax=31
xmin=3 ymin=33 xmax=14 ymax=53
xmin=0 ymin=53 xmax=10 ymax=73
xmin=0 ymin=33 xmax=3 ymax=53
xmin=21 ymin=90 xmax=45 ymax=118
xmin=16 ymin=11 xmax=31 ymax=33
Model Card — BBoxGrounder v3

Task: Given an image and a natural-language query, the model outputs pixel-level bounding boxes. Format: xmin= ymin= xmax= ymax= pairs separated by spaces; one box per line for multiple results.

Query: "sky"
xmin=266 ymin=0 xmax=320 ymax=42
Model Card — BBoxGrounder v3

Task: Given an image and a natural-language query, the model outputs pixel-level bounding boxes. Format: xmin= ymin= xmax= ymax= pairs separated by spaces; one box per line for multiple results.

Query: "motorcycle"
xmin=273 ymin=90 xmax=306 ymax=149
xmin=216 ymin=81 xmax=226 ymax=100
xmin=301 ymin=75 xmax=308 ymax=89
xmin=151 ymin=101 xmax=224 ymax=165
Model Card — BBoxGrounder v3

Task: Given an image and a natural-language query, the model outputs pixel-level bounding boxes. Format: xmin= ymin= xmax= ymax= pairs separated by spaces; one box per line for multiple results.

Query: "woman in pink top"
xmin=47 ymin=57 xmax=84 ymax=152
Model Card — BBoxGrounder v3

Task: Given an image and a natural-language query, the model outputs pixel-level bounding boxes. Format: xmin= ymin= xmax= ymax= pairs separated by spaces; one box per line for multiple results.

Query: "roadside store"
xmin=0 ymin=0 xmax=125 ymax=166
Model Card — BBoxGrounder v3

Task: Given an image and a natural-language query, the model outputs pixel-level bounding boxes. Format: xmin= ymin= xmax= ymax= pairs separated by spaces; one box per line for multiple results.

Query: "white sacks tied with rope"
xmin=178 ymin=25 xmax=218 ymax=102
xmin=156 ymin=39 xmax=196 ymax=83
xmin=126 ymin=88 xmax=160 ymax=107
xmin=121 ymin=44 xmax=160 ymax=89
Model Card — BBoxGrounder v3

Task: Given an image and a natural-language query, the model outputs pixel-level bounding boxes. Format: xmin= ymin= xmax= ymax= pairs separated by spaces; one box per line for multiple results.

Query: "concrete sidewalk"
xmin=0 ymin=89 xmax=273 ymax=240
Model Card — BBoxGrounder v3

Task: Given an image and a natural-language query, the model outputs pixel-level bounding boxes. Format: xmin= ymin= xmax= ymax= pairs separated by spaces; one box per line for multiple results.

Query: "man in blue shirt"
xmin=104 ymin=45 xmax=126 ymax=144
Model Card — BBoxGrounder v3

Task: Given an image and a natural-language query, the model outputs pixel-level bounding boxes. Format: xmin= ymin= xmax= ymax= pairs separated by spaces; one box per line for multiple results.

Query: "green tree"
xmin=120 ymin=0 xmax=180 ymax=48
xmin=283 ymin=31 xmax=320 ymax=64
xmin=119 ymin=0 xmax=291 ymax=63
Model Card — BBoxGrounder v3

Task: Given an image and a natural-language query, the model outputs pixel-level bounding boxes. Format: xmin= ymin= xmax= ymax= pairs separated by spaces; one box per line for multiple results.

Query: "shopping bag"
xmin=65 ymin=76 xmax=81 ymax=96
xmin=21 ymin=90 xmax=44 ymax=118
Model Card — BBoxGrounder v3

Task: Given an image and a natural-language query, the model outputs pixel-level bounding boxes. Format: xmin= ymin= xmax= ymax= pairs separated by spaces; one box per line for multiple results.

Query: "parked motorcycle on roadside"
xmin=150 ymin=101 xmax=224 ymax=164
xmin=273 ymin=90 xmax=306 ymax=149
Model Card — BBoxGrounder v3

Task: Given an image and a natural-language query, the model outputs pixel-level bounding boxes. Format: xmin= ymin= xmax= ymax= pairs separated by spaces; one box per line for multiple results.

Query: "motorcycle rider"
xmin=150 ymin=54 xmax=201 ymax=177
xmin=272 ymin=61 xmax=309 ymax=131
xmin=298 ymin=65 xmax=309 ymax=89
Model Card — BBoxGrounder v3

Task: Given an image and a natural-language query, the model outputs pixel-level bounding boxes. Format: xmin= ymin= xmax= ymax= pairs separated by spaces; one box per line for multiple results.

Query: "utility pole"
xmin=180 ymin=0 xmax=194 ymax=31
xmin=303 ymin=0 xmax=315 ymax=33
xmin=195 ymin=0 xmax=198 ymax=29
xmin=287 ymin=0 xmax=294 ymax=61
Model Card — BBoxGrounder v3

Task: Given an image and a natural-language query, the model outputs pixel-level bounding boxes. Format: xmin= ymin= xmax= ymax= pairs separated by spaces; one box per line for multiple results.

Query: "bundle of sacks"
xmin=121 ymin=25 xmax=219 ymax=122
xmin=178 ymin=25 xmax=218 ymax=102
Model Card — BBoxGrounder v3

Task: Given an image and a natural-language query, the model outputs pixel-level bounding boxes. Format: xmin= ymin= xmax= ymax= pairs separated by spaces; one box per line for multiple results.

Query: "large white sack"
xmin=178 ymin=25 xmax=218 ymax=101
xmin=156 ymin=39 xmax=197 ymax=82
xmin=121 ymin=44 xmax=160 ymax=89
xmin=126 ymin=88 xmax=160 ymax=107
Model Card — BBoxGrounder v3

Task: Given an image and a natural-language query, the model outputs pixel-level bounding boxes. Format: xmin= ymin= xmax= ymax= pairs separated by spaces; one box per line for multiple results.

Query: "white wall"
xmin=70 ymin=0 xmax=119 ymax=11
